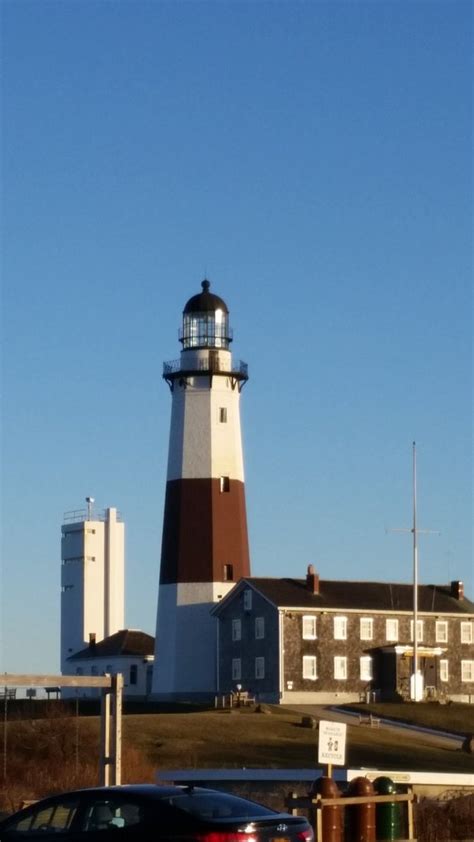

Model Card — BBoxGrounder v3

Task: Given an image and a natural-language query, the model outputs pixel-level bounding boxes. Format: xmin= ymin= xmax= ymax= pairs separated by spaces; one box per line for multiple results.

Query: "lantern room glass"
xmin=181 ymin=308 xmax=231 ymax=349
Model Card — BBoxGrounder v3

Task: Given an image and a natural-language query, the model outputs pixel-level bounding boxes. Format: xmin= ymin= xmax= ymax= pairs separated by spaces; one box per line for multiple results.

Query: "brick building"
xmin=213 ymin=566 xmax=474 ymax=704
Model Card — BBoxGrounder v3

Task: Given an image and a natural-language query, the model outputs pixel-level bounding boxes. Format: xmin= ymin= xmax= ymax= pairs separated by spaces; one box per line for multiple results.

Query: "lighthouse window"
xmin=219 ymin=407 xmax=228 ymax=423
xmin=224 ymin=564 xmax=233 ymax=581
xmin=220 ymin=476 xmax=230 ymax=493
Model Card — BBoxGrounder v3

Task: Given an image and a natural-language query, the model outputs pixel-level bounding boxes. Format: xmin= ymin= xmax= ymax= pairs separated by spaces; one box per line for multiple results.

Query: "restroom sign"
xmin=318 ymin=720 xmax=347 ymax=766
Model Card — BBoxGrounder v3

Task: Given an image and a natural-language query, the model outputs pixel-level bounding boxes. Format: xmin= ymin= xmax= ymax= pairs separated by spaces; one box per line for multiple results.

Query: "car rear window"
xmin=166 ymin=792 xmax=276 ymax=820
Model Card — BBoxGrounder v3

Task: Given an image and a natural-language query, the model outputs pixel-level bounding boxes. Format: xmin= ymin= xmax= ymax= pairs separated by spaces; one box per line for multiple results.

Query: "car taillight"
xmin=297 ymin=830 xmax=314 ymax=842
xmin=196 ymin=834 xmax=257 ymax=842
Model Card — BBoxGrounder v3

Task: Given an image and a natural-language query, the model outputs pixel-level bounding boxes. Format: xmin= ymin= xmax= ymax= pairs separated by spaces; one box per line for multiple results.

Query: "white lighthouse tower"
xmin=152 ymin=280 xmax=251 ymax=700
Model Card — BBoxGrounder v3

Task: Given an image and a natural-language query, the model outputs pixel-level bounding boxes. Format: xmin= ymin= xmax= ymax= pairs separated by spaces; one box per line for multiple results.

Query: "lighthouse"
xmin=152 ymin=280 xmax=251 ymax=700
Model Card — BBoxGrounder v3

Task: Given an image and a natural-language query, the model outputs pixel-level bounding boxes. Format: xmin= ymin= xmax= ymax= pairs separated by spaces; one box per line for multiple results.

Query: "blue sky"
xmin=1 ymin=0 xmax=472 ymax=674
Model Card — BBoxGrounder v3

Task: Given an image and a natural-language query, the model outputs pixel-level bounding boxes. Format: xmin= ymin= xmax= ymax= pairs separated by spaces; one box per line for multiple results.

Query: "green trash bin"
xmin=373 ymin=776 xmax=402 ymax=840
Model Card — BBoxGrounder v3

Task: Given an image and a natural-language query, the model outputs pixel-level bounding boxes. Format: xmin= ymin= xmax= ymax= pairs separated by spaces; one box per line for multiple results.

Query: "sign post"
xmin=318 ymin=719 xmax=347 ymax=777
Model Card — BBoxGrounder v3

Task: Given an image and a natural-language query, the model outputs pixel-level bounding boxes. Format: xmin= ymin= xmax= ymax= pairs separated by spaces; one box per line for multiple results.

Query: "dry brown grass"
xmin=1 ymin=704 xmax=474 ymax=842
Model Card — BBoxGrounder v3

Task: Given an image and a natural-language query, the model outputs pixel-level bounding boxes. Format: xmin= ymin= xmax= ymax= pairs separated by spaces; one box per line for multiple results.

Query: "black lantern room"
xmin=180 ymin=280 xmax=233 ymax=350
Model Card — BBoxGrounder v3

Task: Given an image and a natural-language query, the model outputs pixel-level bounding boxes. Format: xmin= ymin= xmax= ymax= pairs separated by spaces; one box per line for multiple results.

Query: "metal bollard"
xmin=309 ymin=777 xmax=343 ymax=842
xmin=345 ymin=776 xmax=376 ymax=842
xmin=373 ymin=777 xmax=402 ymax=840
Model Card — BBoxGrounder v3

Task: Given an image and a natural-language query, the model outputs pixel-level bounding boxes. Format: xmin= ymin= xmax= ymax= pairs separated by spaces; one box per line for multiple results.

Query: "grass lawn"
xmin=337 ymin=702 xmax=474 ymax=735
xmin=121 ymin=707 xmax=474 ymax=774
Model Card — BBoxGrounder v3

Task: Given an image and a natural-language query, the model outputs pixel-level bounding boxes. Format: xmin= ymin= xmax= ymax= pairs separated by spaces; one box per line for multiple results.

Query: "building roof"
xmin=68 ymin=629 xmax=155 ymax=660
xmin=215 ymin=577 xmax=474 ymax=615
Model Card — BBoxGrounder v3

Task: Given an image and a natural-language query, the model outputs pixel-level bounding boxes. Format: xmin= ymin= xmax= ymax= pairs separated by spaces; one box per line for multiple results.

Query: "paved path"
xmin=286 ymin=704 xmax=465 ymax=751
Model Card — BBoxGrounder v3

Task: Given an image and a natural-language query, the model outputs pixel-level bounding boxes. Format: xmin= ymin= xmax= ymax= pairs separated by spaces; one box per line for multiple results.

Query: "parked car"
xmin=0 ymin=784 xmax=314 ymax=841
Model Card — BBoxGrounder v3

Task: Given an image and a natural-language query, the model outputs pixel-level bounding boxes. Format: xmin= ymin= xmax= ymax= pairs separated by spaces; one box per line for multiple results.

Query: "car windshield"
xmin=166 ymin=792 xmax=276 ymax=820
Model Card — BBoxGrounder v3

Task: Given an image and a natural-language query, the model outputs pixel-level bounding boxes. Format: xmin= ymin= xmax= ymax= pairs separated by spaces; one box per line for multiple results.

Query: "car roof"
xmin=69 ymin=784 xmax=201 ymax=798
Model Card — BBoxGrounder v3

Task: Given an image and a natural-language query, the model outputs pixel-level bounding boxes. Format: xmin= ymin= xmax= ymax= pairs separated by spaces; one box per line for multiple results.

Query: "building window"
xmin=130 ymin=665 xmax=138 ymax=685
xmin=243 ymin=589 xmax=252 ymax=611
xmin=105 ymin=665 xmax=113 ymax=674
xmin=232 ymin=658 xmax=241 ymax=681
xmin=255 ymin=617 xmax=265 ymax=639
xmin=303 ymin=656 xmax=317 ymax=680
xmin=334 ymin=616 xmax=347 ymax=640
xmin=219 ymin=407 xmax=228 ymax=423
xmin=435 ymin=621 xmax=448 ymax=643
xmin=61 ymin=584 xmax=74 ymax=592
xmin=91 ymin=666 xmax=98 ymax=676
xmin=220 ymin=476 xmax=230 ymax=493
xmin=360 ymin=656 xmax=373 ymax=681
xmin=461 ymin=660 xmax=474 ymax=682
xmin=461 ymin=622 xmax=473 ymax=644
xmin=334 ymin=656 xmax=347 ymax=680
xmin=360 ymin=618 xmax=374 ymax=641
xmin=232 ymin=619 xmax=241 ymax=641
xmin=439 ymin=660 xmax=449 ymax=682
xmin=75 ymin=667 xmax=83 ymax=676
xmin=410 ymin=620 xmax=424 ymax=642
xmin=255 ymin=657 xmax=265 ymax=679
xmin=302 ymin=615 xmax=317 ymax=640
xmin=223 ymin=564 xmax=233 ymax=581
xmin=386 ymin=618 xmax=399 ymax=641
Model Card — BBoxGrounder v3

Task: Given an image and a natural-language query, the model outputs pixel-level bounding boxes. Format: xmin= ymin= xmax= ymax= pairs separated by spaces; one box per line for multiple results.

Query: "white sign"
xmin=318 ymin=719 xmax=347 ymax=766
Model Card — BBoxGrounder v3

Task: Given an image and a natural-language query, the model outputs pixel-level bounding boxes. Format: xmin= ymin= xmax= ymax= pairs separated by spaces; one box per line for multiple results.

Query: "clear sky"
xmin=1 ymin=0 xmax=472 ymax=675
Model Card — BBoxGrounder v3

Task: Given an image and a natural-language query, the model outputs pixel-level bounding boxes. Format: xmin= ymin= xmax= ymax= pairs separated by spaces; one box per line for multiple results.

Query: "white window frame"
xmin=232 ymin=619 xmax=241 ymax=641
xmin=232 ymin=658 xmax=241 ymax=681
xmin=360 ymin=656 xmax=373 ymax=681
xmin=255 ymin=656 xmax=265 ymax=680
xmin=255 ymin=617 xmax=265 ymax=639
xmin=435 ymin=620 xmax=448 ymax=643
xmin=439 ymin=659 xmax=449 ymax=682
xmin=461 ymin=622 xmax=473 ymax=644
xmin=334 ymin=656 xmax=347 ymax=680
xmin=461 ymin=660 xmax=474 ymax=682
xmin=243 ymin=589 xmax=252 ymax=611
xmin=334 ymin=616 xmax=347 ymax=641
xmin=303 ymin=656 xmax=317 ymax=680
xmin=302 ymin=615 xmax=317 ymax=640
xmin=386 ymin=618 xmax=399 ymax=642
xmin=410 ymin=619 xmax=424 ymax=642
xmin=360 ymin=617 xmax=374 ymax=641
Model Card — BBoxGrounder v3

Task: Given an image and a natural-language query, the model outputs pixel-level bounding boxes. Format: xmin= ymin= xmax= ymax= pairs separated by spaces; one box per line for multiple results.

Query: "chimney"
xmin=450 ymin=580 xmax=464 ymax=600
xmin=306 ymin=564 xmax=319 ymax=595
xmin=89 ymin=632 xmax=97 ymax=649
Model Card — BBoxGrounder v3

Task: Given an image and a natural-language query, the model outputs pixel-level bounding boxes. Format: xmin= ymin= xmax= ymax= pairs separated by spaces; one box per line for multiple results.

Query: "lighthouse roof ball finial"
xmin=183 ymin=279 xmax=229 ymax=315
xmin=181 ymin=279 xmax=232 ymax=350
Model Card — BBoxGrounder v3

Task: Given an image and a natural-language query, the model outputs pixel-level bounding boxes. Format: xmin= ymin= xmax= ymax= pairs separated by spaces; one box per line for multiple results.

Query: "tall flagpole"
xmin=412 ymin=442 xmax=419 ymax=699
xmin=388 ymin=442 xmax=438 ymax=701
